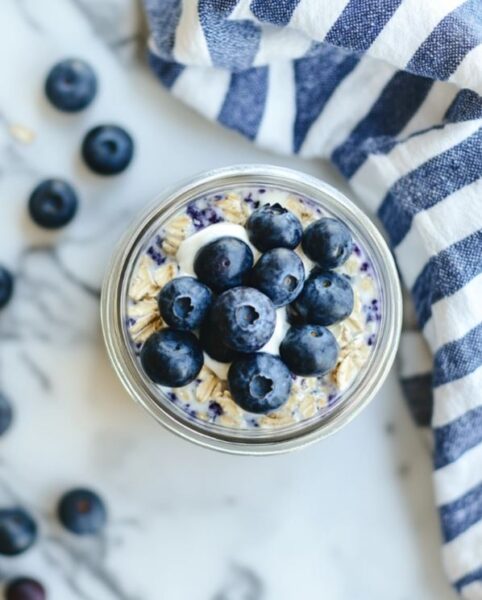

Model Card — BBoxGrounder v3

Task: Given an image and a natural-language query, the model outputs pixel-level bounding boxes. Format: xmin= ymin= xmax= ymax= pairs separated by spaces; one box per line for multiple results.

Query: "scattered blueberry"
xmin=199 ymin=316 xmax=241 ymax=363
xmin=140 ymin=329 xmax=203 ymax=386
xmin=57 ymin=488 xmax=107 ymax=535
xmin=0 ymin=508 xmax=37 ymax=556
xmin=291 ymin=271 xmax=354 ymax=326
xmin=213 ymin=287 xmax=276 ymax=353
xmin=246 ymin=203 xmax=302 ymax=251
xmin=5 ymin=577 xmax=46 ymax=600
xmin=0 ymin=393 xmax=13 ymax=436
xmin=250 ymin=248 xmax=305 ymax=307
xmin=0 ymin=266 xmax=14 ymax=309
xmin=302 ymin=217 xmax=353 ymax=268
xmin=228 ymin=353 xmax=291 ymax=413
xmin=194 ymin=236 xmax=254 ymax=293
xmin=82 ymin=125 xmax=134 ymax=175
xmin=28 ymin=179 xmax=78 ymax=229
xmin=158 ymin=276 xmax=213 ymax=331
xmin=280 ymin=325 xmax=339 ymax=376
xmin=45 ymin=58 xmax=97 ymax=112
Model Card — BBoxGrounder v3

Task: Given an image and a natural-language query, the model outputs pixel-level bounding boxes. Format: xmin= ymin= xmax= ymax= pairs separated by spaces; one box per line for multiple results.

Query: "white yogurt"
xmin=203 ymin=354 xmax=230 ymax=380
xmin=177 ymin=222 xmax=260 ymax=276
xmin=261 ymin=307 xmax=289 ymax=355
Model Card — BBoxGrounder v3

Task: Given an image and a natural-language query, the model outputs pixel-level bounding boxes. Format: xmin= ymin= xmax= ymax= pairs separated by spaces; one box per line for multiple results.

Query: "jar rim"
xmin=101 ymin=164 xmax=402 ymax=455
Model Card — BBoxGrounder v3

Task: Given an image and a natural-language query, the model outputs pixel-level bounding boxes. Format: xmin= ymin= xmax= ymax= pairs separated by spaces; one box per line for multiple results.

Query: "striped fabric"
xmin=143 ymin=1 xmax=482 ymax=596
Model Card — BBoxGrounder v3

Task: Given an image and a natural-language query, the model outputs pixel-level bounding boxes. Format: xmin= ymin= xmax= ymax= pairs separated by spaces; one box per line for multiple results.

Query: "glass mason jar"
xmin=101 ymin=165 xmax=402 ymax=455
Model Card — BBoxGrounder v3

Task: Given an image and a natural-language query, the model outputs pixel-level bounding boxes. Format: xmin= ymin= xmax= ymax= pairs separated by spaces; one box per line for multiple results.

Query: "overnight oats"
xmin=102 ymin=166 xmax=401 ymax=454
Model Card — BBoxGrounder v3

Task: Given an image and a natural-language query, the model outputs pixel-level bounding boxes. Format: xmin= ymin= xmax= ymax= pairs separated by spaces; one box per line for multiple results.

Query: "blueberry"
xmin=140 ymin=329 xmax=203 ymax=386
xmin=228 ymin=353 xmax=291 ymax=413
xmin=82 ymin=125 xmax=134 ymax=175
xmin=158 ymin=276 xmax=213 ymax=331
xmin=0 ymin=393 xmax=13 ymax=436
xmin=199 ymin=316 xmax=241 ymax=363
xmin=280 ymin=325 xmax=339 ymax=376
xmin=291 ymin=271 xmax=354 ymax=326
xmin=0 ymin=508 xmax=37 ymax=556
xmin=0 ymin=266 xmax=14 ymax=309
xmin=213 ymin=287 xmax=276 ymax=353
xmin=5 ymin=577 xmax=46 ymax=600
xmin=194 ymin=236 xmax=253 ymax=293
xmin=302 ymin=217 xmax=353 ymax=268
xmin=28 ymin=179 xmax=78 ymax=229
xmin=45 ymin=58 xmax=97 ymax=112
xmin=57 ymin=488 xmax=107 ymax=535
xmin=250 ymin=248 xmax=305 ymax=307
xmin=246 ymin=203 xmax=302 ymax=252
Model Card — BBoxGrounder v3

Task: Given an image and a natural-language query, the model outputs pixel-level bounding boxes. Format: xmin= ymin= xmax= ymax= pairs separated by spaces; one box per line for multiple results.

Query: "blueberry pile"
xmin=140 ymin=203 xmax=355 ymax=414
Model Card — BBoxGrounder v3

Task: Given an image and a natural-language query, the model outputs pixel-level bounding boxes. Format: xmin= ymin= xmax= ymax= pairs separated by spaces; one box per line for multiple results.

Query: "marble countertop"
xmin=0 ymin=1 xmax=458 ymax=598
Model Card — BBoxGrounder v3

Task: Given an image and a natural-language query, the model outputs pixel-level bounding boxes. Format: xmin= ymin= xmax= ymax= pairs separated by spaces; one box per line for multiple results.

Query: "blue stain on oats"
xmin=183 ymin=403 xmax=197 ymax=419
xmin=244 ymin=194 xmax=260 ymax=209
xmin=328 ymin=392 xmax=338 ymax=406
xmin=187 ymin=201 xmax=223 ymax=229
xmin=147 ymin=245 xmax=166 ymax=265
xmin=364 ymin=297 xmax=381 ymax=324
xmin=208 ymin=401 xmax=223 ymax=419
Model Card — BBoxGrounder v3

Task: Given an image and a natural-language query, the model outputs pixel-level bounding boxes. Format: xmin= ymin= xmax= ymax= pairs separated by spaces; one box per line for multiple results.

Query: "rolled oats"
xmin=217 ymin=192 xmax=249 ymax=225
xmin=196 ymin=367 xmax=226 ymax=403
xmin=128 ymin=256 xmax=158 ymax=301
xmin=285 ymin=195 xmax=317 ymax=225
xmin=162 ymin=214 xmax=191 ymax=254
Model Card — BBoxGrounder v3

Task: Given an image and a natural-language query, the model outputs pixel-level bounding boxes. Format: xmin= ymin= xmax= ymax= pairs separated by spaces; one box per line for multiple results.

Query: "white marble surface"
xmin=0 ymin=1 xmax=457 ymax=598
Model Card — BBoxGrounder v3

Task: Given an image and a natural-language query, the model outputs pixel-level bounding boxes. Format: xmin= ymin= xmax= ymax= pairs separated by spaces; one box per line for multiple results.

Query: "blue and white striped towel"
xmin=143 ymin=1 xmax=482 ymax=596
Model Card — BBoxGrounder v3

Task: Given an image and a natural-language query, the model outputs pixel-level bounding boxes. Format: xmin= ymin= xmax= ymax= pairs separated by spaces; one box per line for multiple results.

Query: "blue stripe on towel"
xmin=148 ymin=53 xmax=184 ymax=88
xmin=433 ymin=323 xmax=482 ymax=388
xmin=332 ymin=71 xmax=433 ymax=178
xmin=144 ymin=0 xmax=182 ymax=58
xmin=218 ymin=67 xmax=269 ymax=140
xmin=440 ymin=480 xmax=482 ymax=542
xmin=434 ymin=406 xmax=482 ymax=469
xmin=445 ymin=90 xmax=482 ymax=123
xmin=293 ymin=46 xmax=359 ymax=152
xmin=251 ymin=0 xmax=301 ymax=25
xmin=407 ymin=0 xmax=482 ymax=81
xmin=199 ymin=0 xmax=261 ymax=71
xmin=325 ymin=0 xmax=403 ymax=52
xmin=378 ymin=128 xmax=482 ymax=247
xmin=412 ymin=230 xmax=482 ymax=329
xmin=455 ymin=566 xmax=482 ymax=592
xmin=400 ymin=373 xmax=433 ymax=427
